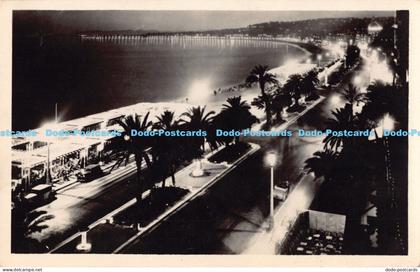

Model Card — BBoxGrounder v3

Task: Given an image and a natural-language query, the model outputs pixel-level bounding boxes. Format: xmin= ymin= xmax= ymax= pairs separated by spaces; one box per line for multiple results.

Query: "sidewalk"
xmin=241 ymin=173 xmax=322 ymax=254
xmin=50 ymin=142 xmax=260 ymax=253
xmin=239 ymin=61 xmax=362 ymax=254
xmin=250 ymin=95 xmax=326 ymax=132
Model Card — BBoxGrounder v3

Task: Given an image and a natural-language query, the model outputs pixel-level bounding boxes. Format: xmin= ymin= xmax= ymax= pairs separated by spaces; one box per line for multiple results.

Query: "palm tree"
xmin=180 ymin=106 xmax=215 ymax=157
xmin=283 ymin=74 xmax=304 ymax=110
xmin=304 ymin=149 xmax=338 ymax=181
xmin=12 ymin=208 xmax=54 ymax=252
xmin=152 ymin=110 xmax=182 ymax=187
xmin=323 ymin=104 xmax=355 ymax=151
xmin=114 ymin=113 xmax=153 ymax=203
xmin=222 ymin=97 xmax=258 ymax=133
xmin=341 ymin=83 xmax=366 ymax=116
xmin=345 ymin=45 xmax=360 ymax=68
xmin=362 ymin=81 xmax=403 ymax=123
xmin=302 ymin=70 xmax=320 ymax=100
xmin=155 ymin=110 xmax=178 ymax=131
xmin=341 ymin=84 xmax=366 ymax=105
xmin=272 ymin=88 xmax=292 ymax=122
xmin=246 ymin=65 xmax=278 ymax=126
xmin=214 ymin=96 xmax=258 ymax=145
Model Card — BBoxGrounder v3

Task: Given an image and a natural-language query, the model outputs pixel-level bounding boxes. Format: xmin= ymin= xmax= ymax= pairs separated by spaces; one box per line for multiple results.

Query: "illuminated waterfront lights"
xmin=330 ymin=42 xmax=345 ymax=57
xmin=368 ymin=21 xmax=383 ymax=34
xmin=188 ymin=78 xmax=212 ymax=103
xmin=369 ymin=60 xmax=393 ymax=84
xmin=357 ymin=42 xmax=368 ymax=50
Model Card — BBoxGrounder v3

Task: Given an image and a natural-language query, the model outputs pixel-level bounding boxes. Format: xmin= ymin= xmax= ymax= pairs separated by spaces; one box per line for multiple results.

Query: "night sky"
xmin=13 ymin=10 xmax=394 ymax=34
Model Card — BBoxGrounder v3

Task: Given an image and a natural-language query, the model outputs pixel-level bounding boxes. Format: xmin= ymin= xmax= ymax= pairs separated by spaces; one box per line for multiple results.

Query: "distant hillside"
xmin=152 ymin=17 xmax=394 ymax=38
xmin=78 ymin=16 xmax=394 ymax=39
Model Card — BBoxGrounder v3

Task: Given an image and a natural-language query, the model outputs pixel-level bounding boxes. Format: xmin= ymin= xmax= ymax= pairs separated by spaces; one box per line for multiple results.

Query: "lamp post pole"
xmin=266 ymin=151 xmax=277 ymax=231
xmin=46 ymin=141 xmax=51 ymax=185
xmin=55 ymin=103 xmax=58 ymax=123
xmin=269 ymin=165 xmax=274 ymax=230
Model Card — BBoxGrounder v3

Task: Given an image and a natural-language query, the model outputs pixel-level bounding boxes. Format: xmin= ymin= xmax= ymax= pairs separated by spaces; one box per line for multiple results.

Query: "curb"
xmin=49 ymin=143 xmax=260 ymax=254
xmin=113 ymin=143 xmax=260 ymax=253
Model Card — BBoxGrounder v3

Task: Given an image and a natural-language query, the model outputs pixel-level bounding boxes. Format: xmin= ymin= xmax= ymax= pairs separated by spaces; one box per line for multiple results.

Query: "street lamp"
xmin=330 ymin=94 xmax=342 ymax=107
xmin=265 ymin=151 xmax=277 ymax=231
xmin=382 ymin=113 xmax=395 ymax=131
xmin=317 ymin=54 xmax=322 ymax=66
xmin=46 ymin=141 xmax=51 ymax=184
xmin=353 ymin=75 xmax=363 ymax=87
xmin=41 ymin=121 xmax=57 ymax=185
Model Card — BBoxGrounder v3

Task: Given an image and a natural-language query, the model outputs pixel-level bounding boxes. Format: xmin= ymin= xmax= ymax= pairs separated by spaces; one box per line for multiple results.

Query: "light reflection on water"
xmin=14 ymin=37 xmax=305 ymax=130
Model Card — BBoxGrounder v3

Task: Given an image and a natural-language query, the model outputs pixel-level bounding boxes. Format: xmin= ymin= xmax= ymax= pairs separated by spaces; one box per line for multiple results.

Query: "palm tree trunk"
xmin=135 ymin=155 xmax=144 ymax=205
xmin=259 ymin=82 xmax=266 ymax=96
xmin=171 ymin=168 xmax=176 ymax=187
xmin=143 ymin=152 xmax=152 ymax=168
xmin=262 ymin=94 xmax=272 ymax=126
xmin=265 ymin=107 xmax=272 ymax=126
xmin=374 ymin=128 xmax=379 ymax=140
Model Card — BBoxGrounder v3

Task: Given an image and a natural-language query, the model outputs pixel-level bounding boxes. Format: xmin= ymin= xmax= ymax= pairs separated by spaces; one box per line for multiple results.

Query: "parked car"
xmin=274 ymin=181 xmax=290 ymax=201
xmin=24 ymin=184 xmax=55 ymax=208
xmin=77 ymin=164 xmax=103 ymax=182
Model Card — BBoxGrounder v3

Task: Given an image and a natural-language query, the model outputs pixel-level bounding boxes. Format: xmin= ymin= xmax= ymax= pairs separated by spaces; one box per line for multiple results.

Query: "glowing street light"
xmin=265 ymin=151 xmax=277 ymax=230
xmin=353 ymin=75 xmax=363 ymax=86
xmin=317 ymin=54 xmax=322 ymax=66
xmin=330 ymin=94 xmax=342 ymax=106
xmin=382 ymin=113 xmax=395 ymax=131
xmin=40 ymin=121 xmax=58 ymax=185
xmin=377 ymin=113 xmax=396 ymax=138
xmin=266 ymin=152 xmax=277 ymax=167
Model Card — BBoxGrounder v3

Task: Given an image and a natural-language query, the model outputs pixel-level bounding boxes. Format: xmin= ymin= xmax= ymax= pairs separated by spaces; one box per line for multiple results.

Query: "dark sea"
xmin=12 ymin=35 xmax=305 ymax=130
